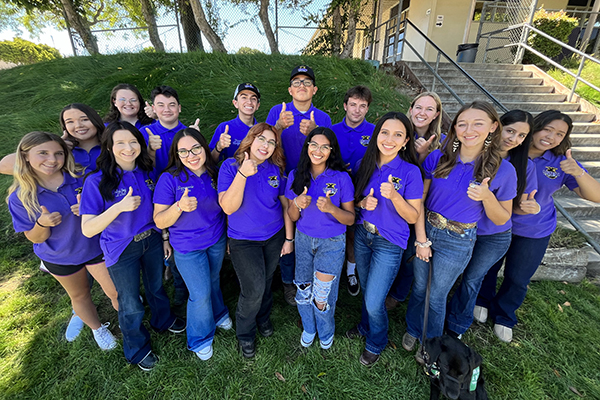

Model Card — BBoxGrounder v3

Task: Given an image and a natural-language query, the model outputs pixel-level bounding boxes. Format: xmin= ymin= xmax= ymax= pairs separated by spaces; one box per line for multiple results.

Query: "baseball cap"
xmin=233 ymin=83 xmax=261 ymax=101
xmin=290 ymin=65 xmax=315 ymax=84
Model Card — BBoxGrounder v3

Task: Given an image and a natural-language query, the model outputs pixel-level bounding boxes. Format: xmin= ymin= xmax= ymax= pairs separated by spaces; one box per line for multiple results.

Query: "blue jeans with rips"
xmin=354 ymin=224 xmax=404 ymax=355
xmin=406 ymin=220 xmax=477 ymax=340
xmin=107 ymin=230 xmax=176 ymax=364
xmin=446 ymin=230 xmax=512 ymax=335
xmin=173 ymin=233 xmax=229 ymax=353
xmin=294 ymin=230 xmax=345 ymax=345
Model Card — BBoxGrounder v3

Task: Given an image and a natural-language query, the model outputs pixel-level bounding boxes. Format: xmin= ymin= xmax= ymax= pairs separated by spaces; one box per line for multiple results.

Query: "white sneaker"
xmin=473 ymin=306 xmax=488 ymax=324
xmin=493 ymin=324 xmax=513 ymax=343
xmin=196 ymin=345 xmax=213 ymax=361
xmin=65 ymin=312 xmax=84 ymax=342
xmin=217 ymin=317 xmax=233 ymax=330
xmin=93 ymin=322 xmax=118 ymax=351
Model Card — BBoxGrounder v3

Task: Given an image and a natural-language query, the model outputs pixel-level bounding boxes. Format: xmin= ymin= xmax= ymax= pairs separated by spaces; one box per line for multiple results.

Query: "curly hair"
xmin=233 ymin=122 xmax=285 ymax=176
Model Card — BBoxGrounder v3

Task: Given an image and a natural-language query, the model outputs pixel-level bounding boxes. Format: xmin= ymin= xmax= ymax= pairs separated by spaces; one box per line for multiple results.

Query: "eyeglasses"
xmin=256 ymin=135 xmax=277 ymax=148
xmin=177 ymin=146 xmax=204 ymax=158
xmin=291 ymin=79 xmax=314 ymax=88
xmin=117 ymin=98 xmax=139 ymax=104
xmin=308 ymin=142 xmax=332 ymax=153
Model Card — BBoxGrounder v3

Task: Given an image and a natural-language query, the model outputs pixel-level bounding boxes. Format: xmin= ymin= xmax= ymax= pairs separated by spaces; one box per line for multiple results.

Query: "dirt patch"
xmin=0 ymin=273 xmax=31 ymax=294
xmin=0 ymin=61 xmax=18 ymax=70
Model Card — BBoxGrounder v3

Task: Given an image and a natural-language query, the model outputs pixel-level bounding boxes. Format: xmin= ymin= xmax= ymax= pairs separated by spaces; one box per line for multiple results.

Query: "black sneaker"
xmin=359 ymin=349 xmax=379 ymax=367
xmin=138 ymin=351 xmax=159 ymax=371
xmin=239 ymin=340 xmax=256 ymax=358
xmin=347 ymin=274 xmax=360 ymax=296
xmin=168 ymin=317 xmax=186 ymax=333
xmin=257 ymin=319 xmax=274 ymax=337
xmin=345 ymin=326 xmax=364 ymax=340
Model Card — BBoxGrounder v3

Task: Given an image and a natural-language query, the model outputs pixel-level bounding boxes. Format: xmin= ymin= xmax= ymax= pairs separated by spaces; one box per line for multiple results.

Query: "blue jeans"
xmin=280 ymin=251 xmax=295 ymax=284
xmin=478 ymin=233 xmax=551 ymax=328
xmin=107 ymin=231 xmax=176 ymax=364
xmin=406 ymin=220 xmax=477 ymax=340
xmin=294 ymin=230 xmax=345 ymax=344
xmin=388 ymin=227 xmax=417 ymax=302
xmin=446 ymin=230 xmax=512 ymax=335
xmin=173 ymin=233 xmax=229 ymax=353
xmin=354 ymin=224 xmax=403 ymax=355
xmin=229 ymin=228 xmax=285 ymax=342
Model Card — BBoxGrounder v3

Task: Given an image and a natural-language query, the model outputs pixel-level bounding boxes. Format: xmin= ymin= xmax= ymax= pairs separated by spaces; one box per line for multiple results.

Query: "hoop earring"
xmin=401 ymin=145 xmax=406 ymax=151
xmin=484 ymin=133 xmax=492 ymax=149
xmin=452 ymin=139 xmax=460 ymax=153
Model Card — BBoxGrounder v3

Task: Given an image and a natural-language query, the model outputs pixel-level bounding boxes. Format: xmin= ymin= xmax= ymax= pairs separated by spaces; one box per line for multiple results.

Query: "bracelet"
xmin=575 ymin=169 xmax=586 ymax=178
xmin=215 ymin=145 xmax=222 ymax=153
xmin=36 ymin=219 xmax=48 ymax=228
xmin=238 ymin=170 xmax=247 ymax=179
xmin=415 ymin=239 xmax=432 ymax=248
xmin=360 ymin=199 xmax=366 ymax=210
xmin=293 ymin=197 xmax=302 ymax=212
xmin=533 ymin=203 xmax=541 ymax=215
xmin=176 ymin=201 xmax=182 ymax=212
xmin=285 ymin=238 xmax=294 ymax=243
xmin=163 ymin=239 xmax=169 ymax=242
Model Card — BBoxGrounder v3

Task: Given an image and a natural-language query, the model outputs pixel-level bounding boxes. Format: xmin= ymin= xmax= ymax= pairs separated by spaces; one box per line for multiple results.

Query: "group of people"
xmin=3 ymin=64 xmax=600 ymax=371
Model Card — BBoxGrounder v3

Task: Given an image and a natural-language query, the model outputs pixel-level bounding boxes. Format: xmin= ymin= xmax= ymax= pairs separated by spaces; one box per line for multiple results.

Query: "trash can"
xmin=456 ymin=43 xmax=479 ymax=63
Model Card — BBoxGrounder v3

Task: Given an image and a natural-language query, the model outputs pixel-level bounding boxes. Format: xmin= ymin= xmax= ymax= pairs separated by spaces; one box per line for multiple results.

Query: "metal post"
xmin=463 ymin=0 xmax=477 ymax=44
xmin=174 ymin=2 xmax=183 ymax=53
xmin=62 ymin=8 xmax=78 ymax=56
xmin=515 ymin=0 xmax=537 ymax=64
xmin=569 ymin=55 xmax=586 ymax=102
xmin=399 ymin=19 xmax=406 ymax=60
xmin=393 ymin=4 xmax=402 ymax=63
xmin=275 ymin=0 xmax=279 ymax=47
xmin=475 ymin=1 xmax=487 ymax=43
xmin=483 ymin=35 xmax=491 ymax=63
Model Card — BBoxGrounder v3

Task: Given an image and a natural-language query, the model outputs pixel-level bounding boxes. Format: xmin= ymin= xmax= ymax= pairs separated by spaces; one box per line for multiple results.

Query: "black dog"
xmin=423 ymin=335 xmax=489 ymax=400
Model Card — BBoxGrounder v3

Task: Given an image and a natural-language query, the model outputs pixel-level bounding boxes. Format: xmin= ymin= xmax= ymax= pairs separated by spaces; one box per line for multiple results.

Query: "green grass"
xmin=1 ymin=54 xmax=600 ymax=399
xmin=547 ymin=60 xmax=600 ymax=108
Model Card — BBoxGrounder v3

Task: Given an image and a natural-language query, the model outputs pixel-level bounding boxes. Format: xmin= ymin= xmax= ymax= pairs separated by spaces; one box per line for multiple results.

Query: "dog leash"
xmin=407 ymin=254 xmax=433 ymax=367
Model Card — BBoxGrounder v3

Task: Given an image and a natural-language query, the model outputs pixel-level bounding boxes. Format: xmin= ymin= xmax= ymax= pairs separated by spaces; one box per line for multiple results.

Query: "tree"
xmin=139 ymin=0 xmax=165 ymax=51
xmin=189 ymin=0 xmax=226 ymax=52
xmin=258 ymin=0 xmax=278 ymax=54
xmin=178 ymin=0 xmax=204 ymax=51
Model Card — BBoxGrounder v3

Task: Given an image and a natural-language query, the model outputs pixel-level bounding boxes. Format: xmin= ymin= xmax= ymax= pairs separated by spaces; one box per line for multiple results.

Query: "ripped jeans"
xmin=294 ymin=230 xmax=346 ymax=344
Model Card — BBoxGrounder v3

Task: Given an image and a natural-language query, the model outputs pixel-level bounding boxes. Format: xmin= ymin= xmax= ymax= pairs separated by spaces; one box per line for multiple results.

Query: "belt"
xmin=133 ymin=229 xmax=153 ymax=242
xmin=363 ymin=220 xmax=380 ymax=236
xmin=426 ymin=211 xmax=476 ymax=235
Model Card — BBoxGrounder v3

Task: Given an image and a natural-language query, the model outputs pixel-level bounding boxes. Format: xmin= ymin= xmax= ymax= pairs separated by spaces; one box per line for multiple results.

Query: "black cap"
xmin=233 ymin=82 xmax=261 ymax=101
xmin=290 ymin=65 xmax=315 ymax=84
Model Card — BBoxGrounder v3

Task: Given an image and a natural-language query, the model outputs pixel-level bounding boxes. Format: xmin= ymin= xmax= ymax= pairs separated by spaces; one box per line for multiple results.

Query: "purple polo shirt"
xmin=72 ymin=145 xmax=101 ymax=172
xmin=285 ymin=168 xmax=354 ymax=238
xmin=356 ymin=155 xmax=424 ymax=248
xmin=217 ymin=157 xmax=285 ymax=241
xmin=332 ymin=119 xmax=375 ymax=174
xmin=266 ymin=102 xmax=332 ymax=173
xmin=153 ymin=168 xmax=225 ymax=253
xmin=424 ymin=150 xmax=517 ymax=224
xmin=476 ymin=157 xmax=530 ymax=235
xmin=512 ymin=151 xmax=585 ymax=238
xmin=142 ymin=120 xmax=187 ymax=175
xmin=209 ymin=116 xmax=257 ymax=160
xmin=80 ymin=167 xmax=158 ymax=267
xmin=8 ymin=173 xmax=102 ymax=265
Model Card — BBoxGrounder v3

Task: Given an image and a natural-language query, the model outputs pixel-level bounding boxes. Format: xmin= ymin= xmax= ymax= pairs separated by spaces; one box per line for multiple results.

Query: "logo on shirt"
xmin=390 ymin=176 xmax=402 ymax=191
xmin=179 ymin=185 xmax=193 ymax=194
xmin=324 ymin=182 xmax=338 ymax=196
xmin=360 ymin=135 xmax=371 ymax=147
xmin=145 ymin=178 xmax=155 ymax=191
xmin=113 ymin=187 xmax=128 ymax=198
xmin=233 ymin=139 xmax=242 ymax=146
xmin=211 ymin=178 xmax=217 ymax=190
xmin=75 ymin=186 xmax=83 ymax=194
xmin=268 ymin=176 xmax=280 ymax=188
xmin=543 ymin=166 xmax=560 ymax=180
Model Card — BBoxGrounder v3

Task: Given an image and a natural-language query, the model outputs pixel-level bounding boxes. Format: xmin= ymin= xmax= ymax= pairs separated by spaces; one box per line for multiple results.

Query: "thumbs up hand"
xmin=295 ymin=186 xmax=312 ymax=209
xmin=61 ymin=130 xmax=75 ymax=150
xmin=190 ymin=118 xmax=201 ymax=132
xmin=277 ymin=102 xmax=294 ymax=131
xmin=299 ymin=110 xmax=317 ymax=136
xmin=519 ymin=189 xmax=540 ymax=215
xmin=467 ymin=177 xmax=492 ymax=202
xmin=217 ymin=124 xmax=231 ymax=152
xmin=380 ymin=174 xmax=399 ymax=200
xmin=144 ymin=101 xmax=157 ymax=119
xmin=560 ymin=149 xmax=585 ymax=177
xmin=239 ymin=152 xmax=258 ymax=178
xmin=178 ymin=187 xmax=197 ymax=212
xmin=118 ymin=186 xmax=141 ymax=212
xmin=317 ymin=189 xmax=335 ymax=213
xmin=146 ymin=128 xmax=162 ymax=151
xmin=38 ymin=205 xmax=62 ymax=227
xmin=70 ymin=193 xmax=81 ymax=216
xmin=415 ymin=134 xmax=436 ymax=157
xmin=361 ymin=188 xmax=378 ymax=211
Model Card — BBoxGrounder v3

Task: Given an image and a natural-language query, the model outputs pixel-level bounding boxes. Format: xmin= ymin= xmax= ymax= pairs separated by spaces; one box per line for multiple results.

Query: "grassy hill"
xmin=0 ymin=53 xmax=599 ymax=400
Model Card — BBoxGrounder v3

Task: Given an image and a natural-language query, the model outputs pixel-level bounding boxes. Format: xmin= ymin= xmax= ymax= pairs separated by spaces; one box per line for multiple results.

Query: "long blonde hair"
xmin=6 ymin=132 xmax=81 ymax=221
xmin=409 ymin=92 xmax=443 ymax=152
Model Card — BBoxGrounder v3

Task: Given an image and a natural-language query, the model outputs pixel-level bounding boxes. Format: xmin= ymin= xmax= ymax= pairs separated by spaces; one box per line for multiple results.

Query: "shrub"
xmin=522 ymin=8 xmax=578 ymax=65
xmin=0 ymin=38 xmax=61 ymax=65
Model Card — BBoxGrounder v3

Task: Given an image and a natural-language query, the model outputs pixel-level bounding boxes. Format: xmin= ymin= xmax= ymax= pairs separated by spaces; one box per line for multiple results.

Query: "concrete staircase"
xmin=399 ymin=61 xmax=600 ymax=278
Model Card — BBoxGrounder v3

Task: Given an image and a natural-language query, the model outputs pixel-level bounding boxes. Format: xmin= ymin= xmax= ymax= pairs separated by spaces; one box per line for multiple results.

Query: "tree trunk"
xmin=140 ymin=0 xmax=165 ymax=52
xmin=340 ymin=7 xmax=357 ymax=59
xmin=259 ymin=0 xmax=278 ymax=54
xmin=332 ymin=6 xmax=342 ymax=56
xmin=189 ymin=0 xmax=227 ymax=52
xmin=60 ymin=0 xmax=99 ymax=55
xmin=178 ymin=0 xmax=204 ymax=51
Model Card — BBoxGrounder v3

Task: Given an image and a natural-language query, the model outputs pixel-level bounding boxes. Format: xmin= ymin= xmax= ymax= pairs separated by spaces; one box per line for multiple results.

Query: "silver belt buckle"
xmin=134 ymin=229 xmax=152 ymax=242
xmin=363 ymin=221 xmax=378 ymax=235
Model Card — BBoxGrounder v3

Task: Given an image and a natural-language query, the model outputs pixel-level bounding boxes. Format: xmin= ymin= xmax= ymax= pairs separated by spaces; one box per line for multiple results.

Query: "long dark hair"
xmin=502 ymin=110 xmax=534 ymax=203
xmin=354 ymin=112 xmax=421 ymax=200
xmin=60 ymin=103 xmax=104 ymax=147
xmin=104 ymin=83 xmax=154 ymax=126
xmin=93 ymin=121 xmax=154 ymax=201
xmin=532 ymin=110 xmax=573 ymax=156
xmin=291 ymin=127 xmax=348 ymax=195
xmin=164 ymin=128 xmax=218 ymax=182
